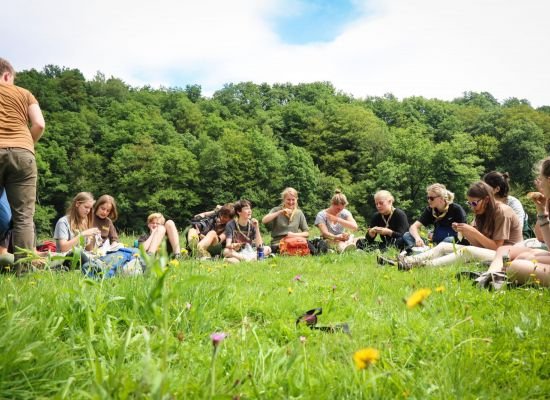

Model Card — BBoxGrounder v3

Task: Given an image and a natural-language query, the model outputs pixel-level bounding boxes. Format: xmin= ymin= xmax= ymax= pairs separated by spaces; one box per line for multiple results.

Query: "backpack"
xmin=279 ymin=236 xmax=310 ymax=256
xmin=308 ymin=238 xmax=328 ymax=255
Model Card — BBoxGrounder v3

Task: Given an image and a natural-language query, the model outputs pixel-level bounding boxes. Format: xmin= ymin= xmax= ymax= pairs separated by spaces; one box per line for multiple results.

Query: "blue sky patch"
xmin=274 ymin=0 xmax=362 ymax=44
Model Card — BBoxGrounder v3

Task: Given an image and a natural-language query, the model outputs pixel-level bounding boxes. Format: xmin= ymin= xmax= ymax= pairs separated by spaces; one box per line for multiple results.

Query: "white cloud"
xmin=3 ymin=0 xmax=549 ymax=105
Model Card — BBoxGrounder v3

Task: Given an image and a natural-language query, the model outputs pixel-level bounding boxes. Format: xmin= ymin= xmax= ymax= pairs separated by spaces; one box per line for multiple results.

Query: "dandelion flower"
xmin=169 ymin=259 xmax=179 ymax=267
xmin=353 ymin=347 xmax=380 ymax=369
xmin=406 ymin=288 xmax=432 ymax=309
xmin=288 ymin=287 xmax=293 ymax=294
xmin=210 ymin=332 xmax=227 ymax=347
xmin=435 ymin=286 xmax=445 ymax=293
xmin=299 ymin=336 xmax=307 ymax=344
xmin=181 ymin=249 xmax=188 ymax=255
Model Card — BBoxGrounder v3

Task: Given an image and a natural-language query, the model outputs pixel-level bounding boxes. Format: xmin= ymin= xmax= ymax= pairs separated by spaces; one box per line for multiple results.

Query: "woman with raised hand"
xmin=484 ymin=158 xmax=550 ymax=287
xmin=364 ymin=190 xmax=409 ymax=251
xmin=223 ymin=199 xmax=271 ymax=263
xmin=402 ymin=183 xmax=466 ymax=250
xmin=54 ymin=192 xmax=100 ymax=253
xmin=394 ymin=181 xmax=522 ymax=270
xmin=262 ymin=187 xmax=309 ymax=254
xmin=315 ymin=190 xmax=358 ymax=252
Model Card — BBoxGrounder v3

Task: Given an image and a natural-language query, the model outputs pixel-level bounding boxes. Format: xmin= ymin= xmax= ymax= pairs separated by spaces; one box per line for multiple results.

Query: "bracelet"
xmin=540 ymin=220 xmax=550 ymax=227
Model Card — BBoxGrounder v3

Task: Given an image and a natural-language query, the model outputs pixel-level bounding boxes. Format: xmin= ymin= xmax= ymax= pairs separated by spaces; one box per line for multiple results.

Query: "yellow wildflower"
xmin=353 ymin=347 xmax=380 ymax=369
xmin=406 ymin=288 xmax=432 ymax=309
xmin=181 ymin=249 xmax=188 ymax=255
xmin=288 ymin=287 xmax=293 ymax=294
xmin=435 ymin=286 xmax=445 ymax=293
xmin=169 ymin=259 xmax=179 ymax=267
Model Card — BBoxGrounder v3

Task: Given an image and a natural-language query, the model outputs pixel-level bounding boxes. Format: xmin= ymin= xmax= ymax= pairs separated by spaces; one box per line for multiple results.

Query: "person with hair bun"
xmin=363 ymin=190 xmax=409 ymax=250
xmin=262 ymin=187 xmax=309 ymax=253
xmin=315 ymin=190 xmax=358 ymax=252
xmin=402 ymin=183 xmax=467 ymax=250
xmin=483 ymin=171 xmax=526 ymax=227
xmin=393 ymin=181 xmax=522 ymax=270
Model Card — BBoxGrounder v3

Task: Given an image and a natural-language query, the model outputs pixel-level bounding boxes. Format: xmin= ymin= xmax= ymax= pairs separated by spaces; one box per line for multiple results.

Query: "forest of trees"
xmin=14 ymin=65 xmax=550 ymax=235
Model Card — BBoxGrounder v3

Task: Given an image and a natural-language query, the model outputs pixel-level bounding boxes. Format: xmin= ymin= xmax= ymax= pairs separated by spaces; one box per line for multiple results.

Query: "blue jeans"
xmin=0 ymin=189 xmax=11 ymax=237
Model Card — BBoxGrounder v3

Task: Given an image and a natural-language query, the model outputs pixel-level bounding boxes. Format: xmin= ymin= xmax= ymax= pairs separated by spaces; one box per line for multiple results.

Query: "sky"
xmin=3 ymin=0 xmax=549 ymax=106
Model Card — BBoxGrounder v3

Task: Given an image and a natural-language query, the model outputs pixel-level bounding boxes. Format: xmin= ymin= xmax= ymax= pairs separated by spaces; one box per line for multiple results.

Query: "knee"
xmin=165 ymin=220 xmax=177 ymax=230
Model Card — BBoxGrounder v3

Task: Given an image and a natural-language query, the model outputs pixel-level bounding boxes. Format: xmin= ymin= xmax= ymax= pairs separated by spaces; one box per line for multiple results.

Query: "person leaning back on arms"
xmin=0 ymin=58 xmax=45 ymax=273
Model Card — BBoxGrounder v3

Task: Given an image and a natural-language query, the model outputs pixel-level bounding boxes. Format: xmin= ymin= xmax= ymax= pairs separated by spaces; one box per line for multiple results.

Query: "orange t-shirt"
xmin=0 ymin=84 xmax=38 ymax=153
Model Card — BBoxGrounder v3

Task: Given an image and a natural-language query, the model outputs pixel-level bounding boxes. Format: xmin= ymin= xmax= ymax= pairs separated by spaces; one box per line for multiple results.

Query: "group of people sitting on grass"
xmin=1 ymin=157 xmax=550 ymax=288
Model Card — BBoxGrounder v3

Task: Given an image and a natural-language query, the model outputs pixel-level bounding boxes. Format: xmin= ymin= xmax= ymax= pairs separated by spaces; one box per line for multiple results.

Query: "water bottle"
xmin=134 ymin=239 xmax=139 ymax=248
xmin=257 ymin=244 xmax=265 ymax=261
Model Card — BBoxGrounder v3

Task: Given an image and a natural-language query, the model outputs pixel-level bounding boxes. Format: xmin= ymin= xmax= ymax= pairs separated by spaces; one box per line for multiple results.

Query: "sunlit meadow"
xmin=0 ymin=247 xmax=548 ymax=399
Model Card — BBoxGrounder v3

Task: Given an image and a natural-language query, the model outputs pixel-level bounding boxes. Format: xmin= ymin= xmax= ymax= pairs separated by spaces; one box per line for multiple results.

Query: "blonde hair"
xmin=281 ymin=187 xmax=299 ymax=221
xmin=67 ymin=192 xmax=94 ymax=233
xmin=331 ymin=189 xmax=349 ymax=206
xmin=427 ymin=183 xmax=454 ymax=203
xmin=374 ymin=190 xmax=394 ymax=203
xmin=147 ymin=213 xmax=166 ymax=225
xmin=94 ymin=194 xmax=118 ymax=221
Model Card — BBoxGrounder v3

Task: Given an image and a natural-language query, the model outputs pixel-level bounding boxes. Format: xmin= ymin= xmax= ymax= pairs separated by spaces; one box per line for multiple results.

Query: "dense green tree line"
xmin=14 ymin=66 xmax=550 ymax=235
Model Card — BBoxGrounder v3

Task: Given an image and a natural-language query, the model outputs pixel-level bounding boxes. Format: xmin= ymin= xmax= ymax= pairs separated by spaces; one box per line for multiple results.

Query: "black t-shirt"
xmin=417 ymin=202 xmax=466 ymax=243
xmin=367 ymin=207 xmax=409 ymax=247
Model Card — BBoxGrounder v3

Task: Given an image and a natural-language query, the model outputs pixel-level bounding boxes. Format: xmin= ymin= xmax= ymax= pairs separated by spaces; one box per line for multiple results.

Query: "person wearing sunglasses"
xmin=397 ymin=181 xmax=523 ymax=270
xmin=401 ymin=183 xmax=467 ymax=252
xmin=482 ymin=157 xmax=550 ymax=287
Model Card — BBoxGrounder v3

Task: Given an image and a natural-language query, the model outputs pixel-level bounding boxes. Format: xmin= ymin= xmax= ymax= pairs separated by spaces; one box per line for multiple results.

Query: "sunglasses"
xmin=466 ymin=200 xmax=482 ymax=207
xmin=427 ymin=196 xmax=439 ymax=201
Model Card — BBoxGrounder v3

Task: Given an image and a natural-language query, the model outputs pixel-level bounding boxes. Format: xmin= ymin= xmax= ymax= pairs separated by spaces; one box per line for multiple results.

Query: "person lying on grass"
xmin=483 ymin=157 xmax=550 ymax=287
xmin=392 ymin=181 xmax=523 ymax=270
xmin=223 ymin=199 xmax=271 ymax=263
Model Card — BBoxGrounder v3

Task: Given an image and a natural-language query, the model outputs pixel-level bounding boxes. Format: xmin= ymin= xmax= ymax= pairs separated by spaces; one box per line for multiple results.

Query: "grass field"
xmin=0 ymin=249 xmax=548 ymax=399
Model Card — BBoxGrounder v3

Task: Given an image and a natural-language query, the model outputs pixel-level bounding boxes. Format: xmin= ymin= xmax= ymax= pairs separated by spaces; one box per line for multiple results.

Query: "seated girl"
xmin=364 ymin=190 xmax=409 ymax=250
xmin=224 ymin=200 xmax=271 ymax=263
xmin=395 ymin=181 xmax=523 ymax=269
xmin=53 ymin=192 xmax=101 ymax=253
xmin=262 ymin=187 xmax=309 ymax=253
xmin=138 ymin=213 xmax=182 ymax=257
xmin=93 ymin=194 xmax=120 ymax=248
xmin=403 ymin=183 xmax=466 ymax=250
xmin=484 ymin=158 xmax=550 ymax=286
xmin=315 ymin=190 xmax=358 ymax=252
xmin=483 ymin=171 xmax=527 ymax=229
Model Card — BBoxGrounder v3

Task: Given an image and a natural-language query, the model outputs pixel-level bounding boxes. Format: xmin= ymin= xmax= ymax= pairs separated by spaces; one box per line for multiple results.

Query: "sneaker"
xmin=343 ymin=243 xmax=357 ymax=253
xmin=397 ymin=254 xmax=413 ymax=271
xmin=376 ymin=254 xmax=396 ymax=266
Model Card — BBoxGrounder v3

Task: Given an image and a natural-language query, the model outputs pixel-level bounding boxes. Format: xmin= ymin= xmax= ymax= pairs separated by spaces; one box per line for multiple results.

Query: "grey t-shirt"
xmin=53 ymin=216 xmax=75 ymax=252
xmin=315 ymin=209 xmax=352 ymax=235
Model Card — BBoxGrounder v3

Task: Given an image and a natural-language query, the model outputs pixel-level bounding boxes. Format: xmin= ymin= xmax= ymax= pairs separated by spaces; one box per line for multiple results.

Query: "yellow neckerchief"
xmin=235 ymin=218 xmax=252 ymax=243
xmin=432 ymin=203 xmax=449 ymax=221
xmin=381 ymin=206 xmax=395 ymax=228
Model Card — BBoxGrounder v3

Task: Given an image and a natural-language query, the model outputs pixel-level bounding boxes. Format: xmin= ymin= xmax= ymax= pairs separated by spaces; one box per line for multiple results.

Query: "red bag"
xmin=36 ymin=240 xmax=56 ymax=252
xmin=279 ymin=236 xmax=310 ymax=256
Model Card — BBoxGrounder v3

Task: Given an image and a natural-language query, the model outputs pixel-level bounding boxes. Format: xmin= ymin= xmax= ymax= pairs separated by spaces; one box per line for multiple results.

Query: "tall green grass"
xmin=0 ymin=252 xmax=548 ymax=399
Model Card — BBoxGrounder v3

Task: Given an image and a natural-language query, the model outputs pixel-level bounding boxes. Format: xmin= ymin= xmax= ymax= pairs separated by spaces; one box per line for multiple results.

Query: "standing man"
xmin=0 ymin=58 xmax=45 ymax=271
